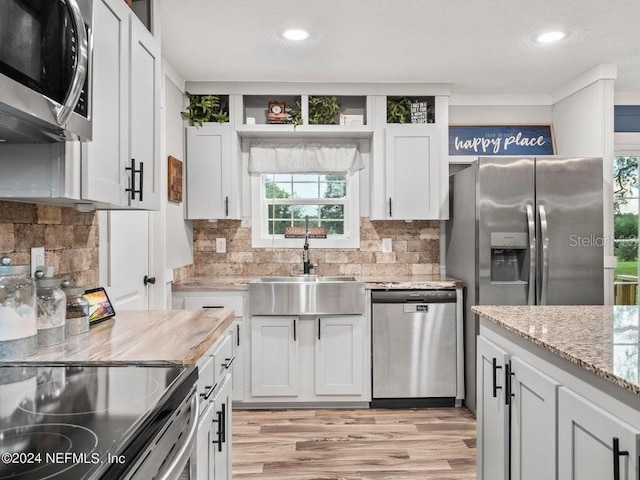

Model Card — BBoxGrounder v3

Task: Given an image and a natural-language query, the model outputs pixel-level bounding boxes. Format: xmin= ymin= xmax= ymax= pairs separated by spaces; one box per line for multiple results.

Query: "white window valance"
xmin=248 ymin=142 xmax=364 ymax=173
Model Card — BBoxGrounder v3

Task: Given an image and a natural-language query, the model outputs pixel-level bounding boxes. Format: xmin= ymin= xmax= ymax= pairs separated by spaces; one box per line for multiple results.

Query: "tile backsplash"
xmin=0 ymin=201 xmax=99 ymax=288
xmin=192 ymin=218 xmax=440 ymax=277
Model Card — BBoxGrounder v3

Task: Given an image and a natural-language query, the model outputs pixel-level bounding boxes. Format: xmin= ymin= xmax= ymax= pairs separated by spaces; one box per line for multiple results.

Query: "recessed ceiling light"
xmin=536 ymin=31 xmax=566 ymax=44
xmin=282 ymin=29 xmax=309 ymax=41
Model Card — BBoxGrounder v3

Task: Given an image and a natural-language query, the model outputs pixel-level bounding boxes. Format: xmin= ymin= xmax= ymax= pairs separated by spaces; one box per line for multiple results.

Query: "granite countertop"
xmin=473 ymin=305 xmax=640 ymax=395
xmin=13 ymin=309 xmax=235 ymax=364
xmin=172 ymin=274 xmax=463 ymax=292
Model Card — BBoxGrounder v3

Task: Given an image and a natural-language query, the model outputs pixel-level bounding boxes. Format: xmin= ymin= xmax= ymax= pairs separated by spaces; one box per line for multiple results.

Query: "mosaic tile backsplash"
xmin=192 ymin=218 xmax=441 ymax=277
xmin=0 ymin=201 xmax=99 ymax=288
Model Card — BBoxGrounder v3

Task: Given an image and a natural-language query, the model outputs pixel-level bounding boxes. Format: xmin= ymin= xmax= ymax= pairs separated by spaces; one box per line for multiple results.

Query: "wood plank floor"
xmin=232 ymin=408 xmax=477 ymax=480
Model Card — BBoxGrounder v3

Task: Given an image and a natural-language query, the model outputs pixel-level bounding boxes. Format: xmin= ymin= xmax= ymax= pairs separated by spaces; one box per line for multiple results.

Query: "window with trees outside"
xmin=614 ymin=155 xmax=639 ymax=305
xmin=252 ymin=172 xmax=360 ymax=248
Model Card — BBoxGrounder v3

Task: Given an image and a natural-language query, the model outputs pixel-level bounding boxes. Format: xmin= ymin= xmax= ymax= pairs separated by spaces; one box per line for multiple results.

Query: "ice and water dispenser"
xmin=490 ymin=232 xmax=527 ymax=282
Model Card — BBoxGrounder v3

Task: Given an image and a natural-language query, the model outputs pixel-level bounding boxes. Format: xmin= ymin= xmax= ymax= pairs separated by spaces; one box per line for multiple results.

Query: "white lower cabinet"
xmin=250 ymin=316 xmax=299 ymax=396
xmin=315 ymin=316 xmax=364 ymax=395
xmin=195 ymin=329 xmax=234 ymax=480
xmin=249 ymin=315 xmax=368 ymax=402
xmin=477 ymin=336 xmax=509 ymax=480
xmin=558 ymin=387 xmax=639 ymax=480
xmin=173 ymin=291 xmax=246 ymax=403
xmin=479 ymin=325 xmax=640 ymax=480
xmin=477 ymin=337 xmax=560 ymax=480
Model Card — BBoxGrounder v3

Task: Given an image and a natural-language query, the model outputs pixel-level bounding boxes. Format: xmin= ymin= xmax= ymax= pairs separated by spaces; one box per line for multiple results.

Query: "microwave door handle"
xmin=526 ymin=204 xmax=536 ymax=305
xmin=156 ymin=393 xmax=199 ymax=480
xmin=538 ymin=204 xmax=550 ymax=305
xmin=53 ymin=0 xmax=88 ymax=126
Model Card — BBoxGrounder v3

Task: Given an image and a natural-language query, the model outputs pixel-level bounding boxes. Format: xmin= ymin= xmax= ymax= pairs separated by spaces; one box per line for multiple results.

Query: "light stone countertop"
xmin=473 ymin=305 xmax=640 ymax=395
xmin=10 ymin=309 xmax=235 ymax=365
xmin=172 ymin=274 xmax=463 ymax=292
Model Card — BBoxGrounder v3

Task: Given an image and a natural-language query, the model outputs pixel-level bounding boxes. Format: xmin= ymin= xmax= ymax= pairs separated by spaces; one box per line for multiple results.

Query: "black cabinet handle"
xmin=225 ymin=196 xmax=229 ymax=217
xmin=505 ymin=362 xmax=515 ymax=406
xmin=199 ymin=385 xmax=213 ymax=398
xmin=143 ymin=275 xmax=155 ymax=286
xmin=613 ymin=437 xmax=629 ymax=480
xmin=223 ymin=356 xmax=235 ymax=369
xmin=213 ymin=409 xmax=223 ymax=452
xmin=293 ymin=319 xmax=297 ymax=341
xmin=202 ymin=305 xmax=224 ymax=309
xmin=236 ymin=324 xmax=240 ymax=346
xmin=125 ymin=159 xmax=143 ymax=201
xmin=492 ymin=358 xmax=502 ymax=398
xmin=388 ymin=198 xmax=392 ymax=217
xmin=318 ymin=318 xmax=321 ymax=340
xmin=220 ymin=403 xmax=226 ymax=444
xmin=138 ymin=161 xmax=144 ymax=201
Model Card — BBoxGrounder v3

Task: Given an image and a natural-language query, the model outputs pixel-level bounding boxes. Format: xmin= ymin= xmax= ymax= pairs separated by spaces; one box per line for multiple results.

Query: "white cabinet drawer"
xmin=211 ymin=333 xmax=234 ymax=386
xmin=183 ymin=295 xmax=244 ymax=317
xmin=197 ymin=355 xmax=215 ymax=400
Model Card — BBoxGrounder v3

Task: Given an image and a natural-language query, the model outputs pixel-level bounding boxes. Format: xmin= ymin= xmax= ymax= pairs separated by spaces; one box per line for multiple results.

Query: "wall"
xmin=192 ymin=218 xmax=440 ymax=277
xmin=164 ymin=63 xmax=193 ymax=270
xmin=0 ymin=201 xmax=98 ymax=287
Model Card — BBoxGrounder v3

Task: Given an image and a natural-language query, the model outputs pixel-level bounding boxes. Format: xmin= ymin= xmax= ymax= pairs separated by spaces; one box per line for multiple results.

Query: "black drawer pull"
xmin=202 ymin=305 xmax=224 ymax=309
xmin=492 ymin=358 xmax=502 ymax=398
xmin=612 ymin=437 xmax=629 ymax=480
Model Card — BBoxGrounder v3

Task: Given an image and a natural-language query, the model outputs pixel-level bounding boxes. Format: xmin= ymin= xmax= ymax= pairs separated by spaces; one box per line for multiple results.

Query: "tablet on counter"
xmin=83 ymin=287 xmax=116 ymax=325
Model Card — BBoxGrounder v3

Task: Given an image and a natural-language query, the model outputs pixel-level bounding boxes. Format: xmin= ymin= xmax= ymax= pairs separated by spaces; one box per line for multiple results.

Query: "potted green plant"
xmin=286 ymin=99 xmax=302 ymax=126
xmin=386 ymin=97 xmax=413 ymax=124
xmin=308 ymin=96 xmax=341 ymax=125
xmin=181 ymin=93 xmax=229 ymax=126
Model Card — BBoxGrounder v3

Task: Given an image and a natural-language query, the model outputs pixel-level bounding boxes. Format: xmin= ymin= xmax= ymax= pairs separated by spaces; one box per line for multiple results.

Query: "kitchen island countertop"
xmin=473 ymin=305 xmax=640 ymax=395
xmin=13 ymin=308 xmax=235 ymax=364
xmin=172 ymin=274 xmax=463 ymax=292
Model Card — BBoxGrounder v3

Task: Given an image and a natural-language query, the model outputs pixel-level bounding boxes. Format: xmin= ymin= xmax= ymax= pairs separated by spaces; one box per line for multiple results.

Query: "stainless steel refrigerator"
xmin=446 ymin=157 xmax=604 ymax=414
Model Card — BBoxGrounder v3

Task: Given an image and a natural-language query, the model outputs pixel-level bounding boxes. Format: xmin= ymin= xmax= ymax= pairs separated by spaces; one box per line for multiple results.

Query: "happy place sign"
xmin=449 ymin=124 xmax=556 ymax=156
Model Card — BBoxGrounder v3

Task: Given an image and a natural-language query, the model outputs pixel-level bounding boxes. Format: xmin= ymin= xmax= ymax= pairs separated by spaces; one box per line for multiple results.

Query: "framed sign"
xmin=449 ymin=124 xmax=556 ymax=156
xmin=284 ymin=226 xmax=327 ymax=239
xmin=167 ymin=156 xmax=183 ymax=203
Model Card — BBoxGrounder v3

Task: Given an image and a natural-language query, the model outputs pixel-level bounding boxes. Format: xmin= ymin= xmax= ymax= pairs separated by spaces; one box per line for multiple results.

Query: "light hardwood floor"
xmin=232 ymin=408 xmax=477 ymax=480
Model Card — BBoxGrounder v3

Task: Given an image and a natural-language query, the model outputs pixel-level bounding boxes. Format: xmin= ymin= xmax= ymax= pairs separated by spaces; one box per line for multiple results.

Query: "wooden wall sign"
xmin=449 ymin=124 xmax=556 ymax=156
xmin=168 ymin=156 xmax=183 ymax=203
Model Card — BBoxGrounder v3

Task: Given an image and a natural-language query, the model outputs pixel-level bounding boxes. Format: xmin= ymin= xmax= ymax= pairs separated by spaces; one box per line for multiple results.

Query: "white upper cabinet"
xmin=185 ymin=119 xmax=242 ymax=220
xmin=83 ymin=0 xmax=160 ymax=209
xmin=371 ymin=95 xmax=449 ymax=220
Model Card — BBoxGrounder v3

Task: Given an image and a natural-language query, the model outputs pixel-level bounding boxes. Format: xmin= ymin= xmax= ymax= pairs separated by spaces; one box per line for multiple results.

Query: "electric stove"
xmin=0 ymin=362 xmax=197 ymax=479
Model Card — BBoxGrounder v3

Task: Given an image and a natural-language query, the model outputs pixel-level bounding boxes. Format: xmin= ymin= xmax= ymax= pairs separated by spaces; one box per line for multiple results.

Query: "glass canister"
xmin=61 ymin=281 xmax=89 ymax=336
xmin=0 ymin=256 xmax=37 ymax=359
xmin=34 ymin=271 xmax=66 ymax=347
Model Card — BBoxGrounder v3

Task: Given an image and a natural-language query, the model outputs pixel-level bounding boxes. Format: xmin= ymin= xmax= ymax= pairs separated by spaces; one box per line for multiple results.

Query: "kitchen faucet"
xmin=302 ymin=216 xmax=316 ymax=274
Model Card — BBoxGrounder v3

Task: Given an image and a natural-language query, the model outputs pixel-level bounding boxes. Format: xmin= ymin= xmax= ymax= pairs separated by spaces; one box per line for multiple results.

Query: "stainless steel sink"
xmin=249 ymin=275 xmax=365 ymax=315
xmin=257 ymin=275 xmax=358 ymax=283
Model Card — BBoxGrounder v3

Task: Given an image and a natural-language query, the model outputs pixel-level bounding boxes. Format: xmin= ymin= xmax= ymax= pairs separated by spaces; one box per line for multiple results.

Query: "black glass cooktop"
xmin=0 ymin=363 xmax=197 ymax=480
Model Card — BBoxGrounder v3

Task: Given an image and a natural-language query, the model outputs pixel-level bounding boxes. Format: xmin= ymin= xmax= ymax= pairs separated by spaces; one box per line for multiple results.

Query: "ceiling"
xmin=159 ymin=0 xmax=640 ymax=95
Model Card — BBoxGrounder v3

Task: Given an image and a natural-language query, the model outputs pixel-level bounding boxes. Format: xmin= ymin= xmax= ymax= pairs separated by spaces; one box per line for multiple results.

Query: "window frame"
xmin=250 ymin=171 xmax=360 ymax=249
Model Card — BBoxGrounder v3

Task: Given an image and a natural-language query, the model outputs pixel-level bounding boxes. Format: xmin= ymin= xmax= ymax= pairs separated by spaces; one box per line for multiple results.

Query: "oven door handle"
xmin=53 ymin=0 xmax=88 ymax=126
xmin=157 ymin=393 xmax=199 ymax=480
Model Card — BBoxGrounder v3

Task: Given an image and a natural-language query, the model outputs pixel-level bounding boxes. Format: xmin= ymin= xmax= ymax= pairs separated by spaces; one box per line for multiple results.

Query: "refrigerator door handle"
xmin=526 ymin=204 xmax=536 ymax=305
xmin=538 ymin=204 xmax=550 ymax=305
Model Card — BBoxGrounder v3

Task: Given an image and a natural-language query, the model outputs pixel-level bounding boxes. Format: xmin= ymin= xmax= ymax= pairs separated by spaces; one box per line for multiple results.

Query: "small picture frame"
xmin=267 ymin=101 xmax=288 ymax=124
xmin=168 ymin=156 xmax=183 ymax=203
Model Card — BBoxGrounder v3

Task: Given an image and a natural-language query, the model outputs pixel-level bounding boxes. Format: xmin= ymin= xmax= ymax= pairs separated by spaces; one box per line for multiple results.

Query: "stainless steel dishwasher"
xmin=371 ymin=289 xmax=459 ymax=408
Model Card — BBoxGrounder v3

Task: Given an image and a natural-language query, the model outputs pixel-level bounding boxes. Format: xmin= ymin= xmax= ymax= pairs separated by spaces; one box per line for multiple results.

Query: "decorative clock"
xmin=267 ymin=100 xmax=289 ymax=124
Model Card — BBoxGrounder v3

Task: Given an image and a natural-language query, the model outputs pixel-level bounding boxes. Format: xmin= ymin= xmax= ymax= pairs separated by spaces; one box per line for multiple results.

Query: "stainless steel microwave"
xmin=0 ymin=0 xmax=92 ymax=143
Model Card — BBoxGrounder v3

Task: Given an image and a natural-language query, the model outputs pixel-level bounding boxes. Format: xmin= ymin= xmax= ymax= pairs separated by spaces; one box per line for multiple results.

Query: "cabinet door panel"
xmin=250 ymin=316 xmax=298 ymax=396
xmin=477 ymin=336 xmax=509 ymax=480
xmin=186 ymin=124 xmax=231 ymax=219
xmin=385 ymin=124 xmax=441 ymax=219
xmin=129 ymin=21 xmax=160 ymax=209
xmin=83 ymin=0 xmax=129 ymax=205
xmin=315 ymin=315 xmax=364 ymax=396
xmin=510 ymin=357 xmax=559 ymax=480
xmin=558 ymin=387 xmax=639 ymax=480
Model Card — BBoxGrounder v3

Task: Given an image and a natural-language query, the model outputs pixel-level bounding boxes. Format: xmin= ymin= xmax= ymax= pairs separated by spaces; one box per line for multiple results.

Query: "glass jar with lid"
xmin=61 ymin=281 xmax=89 ymax=336
xmin=0 ymin=256 xmax=38 ymax=359
xmin=34 ymin=270 xmax=66 ymax=347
